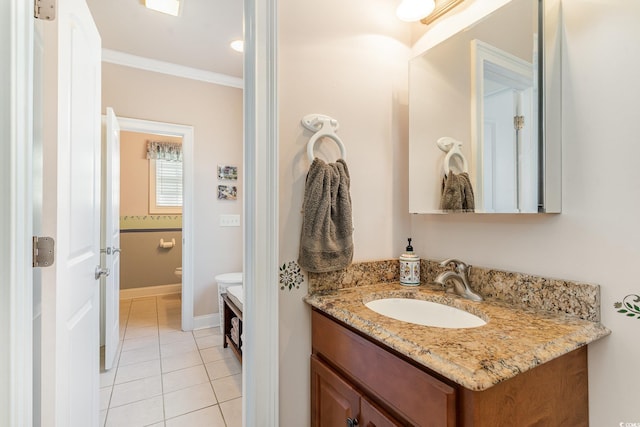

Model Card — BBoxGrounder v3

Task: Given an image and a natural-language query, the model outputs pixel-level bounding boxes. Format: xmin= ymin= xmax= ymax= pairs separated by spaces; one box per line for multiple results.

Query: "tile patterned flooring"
xmin=100 ymin=294 xmax=242 ymax=427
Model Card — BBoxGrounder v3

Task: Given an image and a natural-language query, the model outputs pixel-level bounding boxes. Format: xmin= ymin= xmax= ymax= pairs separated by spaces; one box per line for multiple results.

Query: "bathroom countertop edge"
xmin=304 ymin=282 xmax=611 ymax=391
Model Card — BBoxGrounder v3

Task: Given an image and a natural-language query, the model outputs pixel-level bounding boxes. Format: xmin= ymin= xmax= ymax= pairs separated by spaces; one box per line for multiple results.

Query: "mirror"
xmin=408 ymin=0 xmax=561 ymax=214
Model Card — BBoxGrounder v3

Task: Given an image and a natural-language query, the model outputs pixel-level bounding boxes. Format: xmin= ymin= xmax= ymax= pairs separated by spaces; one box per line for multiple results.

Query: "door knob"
xmin=95 ymin=266 xmax=110 ymax=280
xmin=346 ymin=418 xmax=359 ymax=427
xmin=112 ymin=247 xmax=121 ymax=254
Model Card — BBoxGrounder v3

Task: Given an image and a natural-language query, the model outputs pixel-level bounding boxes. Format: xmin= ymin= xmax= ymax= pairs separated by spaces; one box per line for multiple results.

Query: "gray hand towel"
xmin=440 ymin=171 xmax=475 ymax=212
xmin=298 ymin=158 xmax=353 ymax=273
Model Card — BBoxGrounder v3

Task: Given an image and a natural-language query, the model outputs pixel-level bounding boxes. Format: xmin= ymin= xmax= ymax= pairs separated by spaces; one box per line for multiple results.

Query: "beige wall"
xmin=120 ymin=230 xmax=182 ymax=289
xmin=278 ymin=0 xmax=412 ymax=424
xmin=119 ymin=132 xmax=183 ymax=290
xmin=279 ymin=0 xmax=640 ymax=425
xmin=102 ymin=63 xmax=243 ymax=317
xmin=120 ymin=131 xmax=182 ymax=216
xmin=411 ymin=0 xmax=640 ymax=424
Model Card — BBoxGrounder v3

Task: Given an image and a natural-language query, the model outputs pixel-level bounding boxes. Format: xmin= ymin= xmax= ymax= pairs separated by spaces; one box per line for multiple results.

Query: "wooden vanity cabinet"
xmin=311 ymin=355 xmax=359 ymax=427
xmin=311 ymin=355 xmax=400 ymax=427
xmin=311 ymin=309 xmax=589 ymax=427
xmin=312 ymin=310 xmax=456 ymax=426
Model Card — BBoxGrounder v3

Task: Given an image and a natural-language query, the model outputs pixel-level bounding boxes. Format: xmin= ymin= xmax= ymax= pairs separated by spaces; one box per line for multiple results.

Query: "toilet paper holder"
xmin=159 ymin=238 xmax=176 ymax=249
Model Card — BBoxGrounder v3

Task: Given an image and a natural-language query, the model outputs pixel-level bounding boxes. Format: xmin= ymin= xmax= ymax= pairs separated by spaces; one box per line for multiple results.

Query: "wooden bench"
xmin=221 ymin=292 xmax=243 ymax=363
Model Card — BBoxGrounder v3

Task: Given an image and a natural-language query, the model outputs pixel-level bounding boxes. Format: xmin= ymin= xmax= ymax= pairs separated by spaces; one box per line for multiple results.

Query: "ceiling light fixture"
xmin=396 ymin=0 xmax=435 ymax=22
xmin=230 ymin=40 xmax=244 ymax=53
xmin=397 ymin=0 xmax=466 ymax=25
xmin=145 ymin=0 xmax=181 ymax=17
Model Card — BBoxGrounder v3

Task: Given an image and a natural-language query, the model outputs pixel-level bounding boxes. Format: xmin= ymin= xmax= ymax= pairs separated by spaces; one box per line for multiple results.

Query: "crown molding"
xmin=101 ymin=49 xmax=243 ymax=89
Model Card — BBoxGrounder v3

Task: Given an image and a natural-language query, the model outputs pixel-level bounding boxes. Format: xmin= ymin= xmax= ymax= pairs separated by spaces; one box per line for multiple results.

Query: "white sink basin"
xmin=365 ymin=298 xmax=486 ymax=329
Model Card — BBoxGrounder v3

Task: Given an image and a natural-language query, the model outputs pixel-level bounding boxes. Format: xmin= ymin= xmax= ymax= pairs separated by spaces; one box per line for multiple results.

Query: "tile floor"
xmin=100 ymin=294 xmax=242 ymax=427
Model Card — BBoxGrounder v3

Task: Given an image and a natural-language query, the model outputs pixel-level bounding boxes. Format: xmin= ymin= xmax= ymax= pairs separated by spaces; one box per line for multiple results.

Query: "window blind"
xmin=155 ymin=159 xmax=183 ymax=206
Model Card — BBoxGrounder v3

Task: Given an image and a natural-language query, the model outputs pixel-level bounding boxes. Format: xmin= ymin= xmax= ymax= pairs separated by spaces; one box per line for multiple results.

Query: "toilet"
xmin=215 ymin=272 xmax=242 ymax=332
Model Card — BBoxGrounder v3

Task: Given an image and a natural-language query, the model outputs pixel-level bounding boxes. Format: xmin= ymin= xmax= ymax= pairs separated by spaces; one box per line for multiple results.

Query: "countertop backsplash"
xmin=307 ymin=259 xmax=399 ymax=293
xmin=308 ymin=259 xmax=601 ymax=322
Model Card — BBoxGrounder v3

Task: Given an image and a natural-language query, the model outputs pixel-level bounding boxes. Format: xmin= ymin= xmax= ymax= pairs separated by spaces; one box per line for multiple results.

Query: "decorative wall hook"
xmin=437 ymin=136 xmax=468 ymax=175
xmin=301 ymin=114 xmax=347 ymax=162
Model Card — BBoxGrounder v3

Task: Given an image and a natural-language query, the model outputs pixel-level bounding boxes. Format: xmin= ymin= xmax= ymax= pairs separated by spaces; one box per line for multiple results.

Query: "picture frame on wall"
xmin=217 ymin=185 xmax=238 ymax=201
xmin=218 ymin=165 xmax=238 ymax=181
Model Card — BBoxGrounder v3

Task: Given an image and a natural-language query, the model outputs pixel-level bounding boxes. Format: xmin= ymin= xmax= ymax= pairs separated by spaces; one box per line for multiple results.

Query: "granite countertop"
xmin=305 ymin=281 xmax=611 ymax=391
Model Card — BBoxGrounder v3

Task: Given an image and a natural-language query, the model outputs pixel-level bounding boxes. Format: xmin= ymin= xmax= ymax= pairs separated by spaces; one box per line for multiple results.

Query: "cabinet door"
xmin=361 ymin=398 xmax=402 ymax=427
xmin=312 ymin=310 xmax=457 ymax=426
xmin=311 ymin=356 xmax=360 ymax=427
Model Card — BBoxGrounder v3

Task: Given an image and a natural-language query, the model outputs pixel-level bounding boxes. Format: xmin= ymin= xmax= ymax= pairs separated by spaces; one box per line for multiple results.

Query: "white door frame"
xmin=471 ymin=39 xmax=534 ymax=212
xmin=2 ymin=0 xmax=279 ymax=424
xmin=242 ymin=0 xmax=279 ymax=424
xmin=1 ymin=0 xmax=34 ymax=425
xmin=117 ymin=117 xmax=195 ymax=331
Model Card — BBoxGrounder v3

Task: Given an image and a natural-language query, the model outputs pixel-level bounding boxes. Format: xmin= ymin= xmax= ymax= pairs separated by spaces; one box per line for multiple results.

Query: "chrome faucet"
xmin=433 ymin=259 xmax=483 ymax=302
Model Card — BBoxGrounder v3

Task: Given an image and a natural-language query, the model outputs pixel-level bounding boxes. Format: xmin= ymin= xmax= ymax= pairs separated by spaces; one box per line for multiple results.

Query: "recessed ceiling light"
xmin=230 ymin=40 xmax=244 ymax=53
xmin=145 ymin=0 xmax=181 ymax=17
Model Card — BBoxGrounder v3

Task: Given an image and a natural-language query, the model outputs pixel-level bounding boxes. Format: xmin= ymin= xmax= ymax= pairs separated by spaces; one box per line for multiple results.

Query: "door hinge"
xmin=33 ymin=236 xmax=55 ymax=268
xmin=34 ymin=0 xmax=55 ymax=21
xmin=514 ymin=115 xmax=525 ymax=131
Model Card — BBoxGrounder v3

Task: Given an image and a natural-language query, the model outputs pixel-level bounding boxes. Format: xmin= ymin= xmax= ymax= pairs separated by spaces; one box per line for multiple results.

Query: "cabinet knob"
xmin=346 ymin=417 xmax=359 ymax=427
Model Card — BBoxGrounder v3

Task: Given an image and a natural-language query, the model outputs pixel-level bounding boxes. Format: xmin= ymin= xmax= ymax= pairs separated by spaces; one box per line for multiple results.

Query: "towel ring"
xmin=302 ymin=114 xmax=347 ymax=162
xmin=437 ymin=136 xmax=468 ymax=175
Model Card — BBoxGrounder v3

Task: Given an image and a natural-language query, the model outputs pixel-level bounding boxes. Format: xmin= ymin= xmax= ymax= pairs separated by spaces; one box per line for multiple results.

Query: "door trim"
xmin=116 ymin=117 xmax=195 ymax=331
xmin=243 ymin=0 xmax=279 ymax=424
xmin=1 ymin=0 xmax=34 ymax=425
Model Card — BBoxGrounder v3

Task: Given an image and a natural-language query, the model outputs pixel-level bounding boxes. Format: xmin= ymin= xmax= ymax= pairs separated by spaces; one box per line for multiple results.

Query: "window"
xmin=149 ymin=159 xmax=182 ymax=214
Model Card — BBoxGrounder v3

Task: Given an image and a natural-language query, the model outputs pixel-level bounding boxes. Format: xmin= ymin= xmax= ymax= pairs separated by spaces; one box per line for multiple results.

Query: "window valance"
xmin=146 ymin=141 xmax=183 ymax=162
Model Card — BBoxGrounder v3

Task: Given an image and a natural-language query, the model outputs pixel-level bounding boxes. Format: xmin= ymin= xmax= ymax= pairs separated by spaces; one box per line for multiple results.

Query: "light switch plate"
xmin=219 ymin=214 xmax=240 ymax=227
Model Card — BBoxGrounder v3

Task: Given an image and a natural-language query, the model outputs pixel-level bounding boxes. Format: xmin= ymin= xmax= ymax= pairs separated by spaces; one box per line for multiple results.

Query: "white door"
xmin=483 ymin=88 xmax=518 ymax=212
xmin=40 ymin=0 xmax=102 ymax=425
xmin=101 ymin=108 xmax=121 ymax=370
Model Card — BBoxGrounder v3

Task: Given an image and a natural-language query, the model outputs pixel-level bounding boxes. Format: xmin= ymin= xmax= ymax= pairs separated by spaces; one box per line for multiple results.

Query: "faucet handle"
xmin=439 ymin=258 xmax=457 ymax=267
xmin=439 ymin=258 xmax=465 ymax=268
xmin=440 ymin=258 xmax=470 ymax=274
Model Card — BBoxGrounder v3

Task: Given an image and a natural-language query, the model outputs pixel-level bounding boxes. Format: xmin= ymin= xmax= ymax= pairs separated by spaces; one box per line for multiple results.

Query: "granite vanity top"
xmin=304 ymin=281 xmax=611 ymax=391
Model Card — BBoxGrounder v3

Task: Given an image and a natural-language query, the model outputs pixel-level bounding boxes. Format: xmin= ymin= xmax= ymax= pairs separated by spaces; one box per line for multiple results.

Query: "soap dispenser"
xmin=400 ymin=238 xmax=420 ymax=286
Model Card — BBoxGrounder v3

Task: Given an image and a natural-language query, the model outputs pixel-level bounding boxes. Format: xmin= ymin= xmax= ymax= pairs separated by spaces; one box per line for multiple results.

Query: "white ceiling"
xmin=86 ymin=0 xmax=243 ymax=78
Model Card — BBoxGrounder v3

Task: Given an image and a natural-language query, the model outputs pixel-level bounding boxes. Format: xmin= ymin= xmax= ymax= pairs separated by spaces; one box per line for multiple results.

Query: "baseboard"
xmin=120 ymin=283 xmax=182 ymax=299
xmin=193 ymin=314 xmax=220 ymax=330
